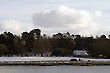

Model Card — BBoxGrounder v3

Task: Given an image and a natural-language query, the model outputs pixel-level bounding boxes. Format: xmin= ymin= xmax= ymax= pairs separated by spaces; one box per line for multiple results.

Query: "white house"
xmin=73 ymin=50 xmax=88 ymax=56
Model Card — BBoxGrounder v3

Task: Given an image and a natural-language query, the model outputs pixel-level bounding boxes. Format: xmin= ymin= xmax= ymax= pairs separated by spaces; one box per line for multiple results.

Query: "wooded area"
xmin=0 ymin=29 xmax=110 ymax=58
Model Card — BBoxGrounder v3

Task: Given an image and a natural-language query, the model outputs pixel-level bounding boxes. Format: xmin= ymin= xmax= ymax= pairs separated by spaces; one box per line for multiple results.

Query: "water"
xmin=0 ymin=66 xmax=110 ymax=73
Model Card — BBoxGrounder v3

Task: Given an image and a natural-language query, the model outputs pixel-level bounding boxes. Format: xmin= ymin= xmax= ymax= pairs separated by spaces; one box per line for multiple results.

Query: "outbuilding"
xmin=73 ymin=50 xmax=88 ymax=56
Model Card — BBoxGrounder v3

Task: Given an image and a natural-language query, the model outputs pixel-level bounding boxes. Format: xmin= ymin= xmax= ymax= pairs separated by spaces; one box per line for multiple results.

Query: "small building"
xmin=73 ymin=50 xmax=88 ymax=56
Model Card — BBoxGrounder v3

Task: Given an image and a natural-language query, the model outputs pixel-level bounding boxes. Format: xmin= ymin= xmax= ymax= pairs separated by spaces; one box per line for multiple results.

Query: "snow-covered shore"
xmin=0 ymin=57 xmax=110 ymax=62
xmin=0 ymin=57 xmax=72 ymax=61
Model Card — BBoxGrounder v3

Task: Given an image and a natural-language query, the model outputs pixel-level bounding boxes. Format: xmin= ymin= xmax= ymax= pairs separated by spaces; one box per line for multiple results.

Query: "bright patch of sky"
xmin=0 ymin=0 xmax=110 ymax=36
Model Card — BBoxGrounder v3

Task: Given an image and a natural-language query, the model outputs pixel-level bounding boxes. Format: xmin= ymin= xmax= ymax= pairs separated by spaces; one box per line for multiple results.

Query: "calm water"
xmin=0 ymin=66 xmax=110 ymax=73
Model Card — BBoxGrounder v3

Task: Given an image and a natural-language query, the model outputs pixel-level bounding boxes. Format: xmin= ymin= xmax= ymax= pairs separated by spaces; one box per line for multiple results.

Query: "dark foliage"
xmin=0 ymin=29 xmax=110 ymax=58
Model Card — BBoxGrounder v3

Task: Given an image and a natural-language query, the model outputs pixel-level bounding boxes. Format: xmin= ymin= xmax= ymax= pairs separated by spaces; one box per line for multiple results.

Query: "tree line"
xmin=0 ymin=29 xmax=110 ymax=58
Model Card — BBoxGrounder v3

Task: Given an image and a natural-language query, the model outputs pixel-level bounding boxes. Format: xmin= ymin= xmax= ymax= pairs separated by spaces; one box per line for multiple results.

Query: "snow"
xmin=0 ymin=57 xmax=73 ymax=61
xmin=0 ymin=57 xmax=110 ymax=62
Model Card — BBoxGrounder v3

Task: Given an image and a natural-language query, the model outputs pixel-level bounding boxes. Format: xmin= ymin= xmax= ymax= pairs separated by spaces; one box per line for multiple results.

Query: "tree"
xmin=74 ymin=35 xmax=81 ymax=50
xmin=0 ymin=44 xmax=9 ymax=55
xmin=52 ymin=48 xmax=71 ymax=56
xmin=29 ymin=29 xmax=41 ymax=39
xmin=33 ymin=39 xmax=52 ymax=54
xmin=6 ymin=32 xmax=14 ymax=52
xmin=21 ymin=32 xmax=32 ymax=52
xmin=52 ymin=48 xmax=65 ymax=56
xmin=92 ymin=35 xmax=108 ymax=57
xmin=14 ymin=35 xmax=27 ymax=54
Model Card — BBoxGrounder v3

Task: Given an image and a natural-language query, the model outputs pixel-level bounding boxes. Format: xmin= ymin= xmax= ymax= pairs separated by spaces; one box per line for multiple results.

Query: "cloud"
xmin=93 ymin=11 xmax=102 ymax=17
xmin=32 ymin=5 xmax=103 ymax=36
xmin=0 ymin=19 xmax=34 ymax=35
xmin=0 ymin=5 xmax=104 ymax=36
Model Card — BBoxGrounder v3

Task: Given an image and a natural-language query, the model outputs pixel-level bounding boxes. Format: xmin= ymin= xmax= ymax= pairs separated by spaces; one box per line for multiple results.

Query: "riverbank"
xmin=0 ymin=57 xmax=110 ymax=66
xmin=0 ymin=61 xmax=110 ymax=66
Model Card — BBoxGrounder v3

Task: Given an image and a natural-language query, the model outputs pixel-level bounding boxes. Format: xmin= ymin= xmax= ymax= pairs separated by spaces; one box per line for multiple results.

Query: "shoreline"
xmin=0 ymin=61 xmax=110 ymax=66
xmin=0 ymin=57 xmax=110 ymax=66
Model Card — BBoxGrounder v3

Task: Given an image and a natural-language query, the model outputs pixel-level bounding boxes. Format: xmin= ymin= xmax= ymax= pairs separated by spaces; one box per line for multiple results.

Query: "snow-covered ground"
xmin=81 ymin=58 xmax=110 ymax=62
xmin=0 ymin=57 xmax=110 ymax=62
xmin=0 ymin=57 xmax=73 ymax=61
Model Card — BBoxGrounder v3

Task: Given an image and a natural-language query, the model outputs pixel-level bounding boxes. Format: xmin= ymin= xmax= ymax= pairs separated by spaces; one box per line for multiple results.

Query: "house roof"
xmin=73 ymin=50 xmax=88 ymax=55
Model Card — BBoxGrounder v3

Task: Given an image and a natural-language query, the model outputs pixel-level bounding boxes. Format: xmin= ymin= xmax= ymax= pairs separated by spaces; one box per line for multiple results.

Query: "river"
xmin=0 ymin=66 xmax=110 ymax=73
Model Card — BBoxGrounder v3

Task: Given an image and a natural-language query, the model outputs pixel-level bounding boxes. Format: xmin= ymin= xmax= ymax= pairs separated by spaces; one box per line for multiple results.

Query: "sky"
xmin=0 ymin=0 xmax=110 ymax=36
